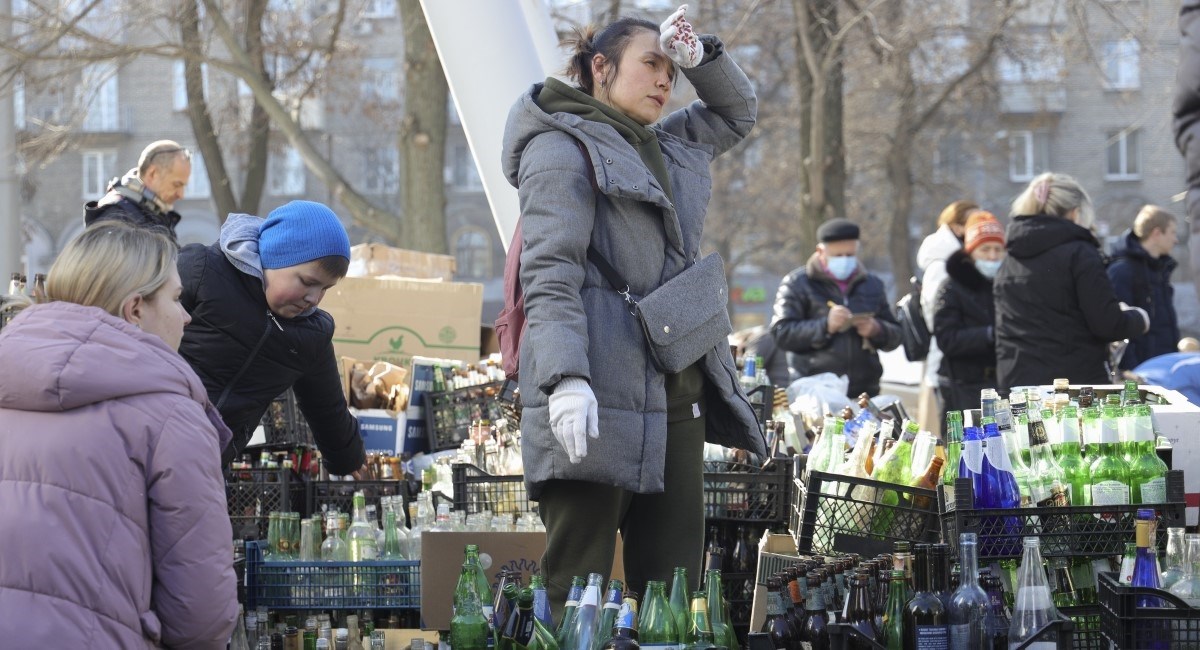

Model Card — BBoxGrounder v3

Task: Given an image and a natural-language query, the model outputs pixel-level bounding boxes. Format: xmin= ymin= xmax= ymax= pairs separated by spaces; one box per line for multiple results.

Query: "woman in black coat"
xmin=993 ymin=173 xmax=1149 ymax=391
xmin=934 ymin=212 xmax=1005 ymax=417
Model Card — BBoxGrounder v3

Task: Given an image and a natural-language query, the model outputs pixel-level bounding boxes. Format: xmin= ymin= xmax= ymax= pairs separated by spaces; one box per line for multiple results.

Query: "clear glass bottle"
xmin=1008 ymin=537 xmax=1061 ymax=648
xmin=1168 ymin=534 xmax=1200 ymax=606
xmin=348 ymin=492 xmax=379 ymax=562
xmin=949 ymin=533 xmax=988 ymax=648
xmin=321 ymin=513 xmax=349 ymax=561
xmin=981 ymin=572 xmax=1009 ymax=649
xmin=1161 ymin=527 xmax=1188 ymax=589
xmin=565 ymin=573 xmax=604 ymax=650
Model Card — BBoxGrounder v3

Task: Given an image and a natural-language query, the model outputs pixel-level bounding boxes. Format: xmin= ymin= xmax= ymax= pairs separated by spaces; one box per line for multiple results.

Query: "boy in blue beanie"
xmin=177 ymin=200 xmax=367 ymax=476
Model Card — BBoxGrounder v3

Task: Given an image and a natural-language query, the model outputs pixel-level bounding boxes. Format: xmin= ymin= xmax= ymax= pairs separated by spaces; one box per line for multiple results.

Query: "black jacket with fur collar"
xmin=933 ymin=250 xmax=998 ymax=411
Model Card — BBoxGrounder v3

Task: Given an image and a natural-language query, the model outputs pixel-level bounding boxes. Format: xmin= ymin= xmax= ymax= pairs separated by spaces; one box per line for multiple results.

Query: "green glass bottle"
xmin=452 ymin=548 xmax=492 ymax=650
xmin=592 ymin=579 xmax=625 ymax=650
xmin=556 ymin=577 xmax=586 ymax=648
xmin=682 ymin=592 xmax=716 ymax=650
xmin=877 ymin=569 xmax=906 ymax=650
xmin=499 ymin=582 xmax=522 ymax=650
xmin=1088 ymin=408 xmax=1131 ymax=524
xmin=869 ymin=424 xmax=917 ymax=537
xmin=941 ymin=411 xmax=964 ymax=505
xmin=1128 ymin=405 xmax=1169 ymax=504
xmin=704 ymin=570 xmax=735 ymax=650
xmin=668 ymin=567 xmax=691 ymax=644
xmin=1026 ymin=407 xmax=1071 ymax=508
xmin=1080 ymin=405 xmax=1102 ymax=463
xmin=1048 ymin=558 xmax=1079 ymax=608
xmin=464 ymin=544 xmax=495 ymax=632
xmin=1056 ymin=406 xmax=1090 ymax=506
xmin=514 ymin=587 xmax=561 ymax=650
xmin=637 ymin=581 xmax=678 ymax=650
xmin=382 ymin=508 xmax=403 ymax=559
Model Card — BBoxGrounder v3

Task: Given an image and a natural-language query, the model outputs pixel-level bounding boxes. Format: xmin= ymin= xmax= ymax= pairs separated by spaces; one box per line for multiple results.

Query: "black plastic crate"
xmin=308 ymin=479 xmax=411 ymax=525
xmin=826 ymin=617 xmax=1077 ymax=649
xmin=702 ymin=458 xmax=793 ymax=523
xmin=793 ymin=470 xmax=940 ymax=558
xmin=1061 ymin=605 xmax=1103 ymax=650
xmin=261 ymin=389 xmax=313 ymax=446
xmin=423 ymin=381 xmax=506 ymax=451
xmin=1098 ymin=571 xmax=1200 ymax=648
xmin=244 ymin=540 xmax=419 ymax=610
xmin=452 ymin=463 xmax=535 ymax=516
xmin=939 ymin=471 xmax=1185 ymax=561
xmin=225 ymin=468 xmax=307 ymax=540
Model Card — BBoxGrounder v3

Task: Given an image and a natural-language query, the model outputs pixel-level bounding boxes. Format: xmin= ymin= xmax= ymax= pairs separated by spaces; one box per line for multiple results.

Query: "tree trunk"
xmin=238 ymin=0 xmax=270 ymax=216
xmin=791 ymin=0 xmax=845 ymax=257
xmin=885 ymin=3 xmax=917 ymax=298
xmin=398 ymin=0 xmax=448 ymax=253
xmin=180 ymin=0 xmax=237 ymax=220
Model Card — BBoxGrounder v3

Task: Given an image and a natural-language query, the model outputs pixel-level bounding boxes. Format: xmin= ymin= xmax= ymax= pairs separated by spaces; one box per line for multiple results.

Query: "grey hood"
xmin=219 ymin=213 xmax=317 ymax=318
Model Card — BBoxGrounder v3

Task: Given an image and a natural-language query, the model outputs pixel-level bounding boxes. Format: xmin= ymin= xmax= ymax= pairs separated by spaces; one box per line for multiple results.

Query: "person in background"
xmin=933 ymin=212 xmax=1005 ymax=421
xmin=501 ymin=5 xmax=765 ymax=615
xmin=732 ymin=324 xmax=791 ymax=389
xmin=994 ymin=172 xmax=1149 ymax=390
xmin=771 ymin=218 xmax=903 ymax=398
xmin=915 ymin=199 xmax=978 ymax=434
xmin=1173 ymin=0 xmax=1200 ymax=299
xmin=84 ymin=140 xmax=192 ymax=242
xmin=1107 ymin=205 xmax=1180 ymax=370
xmin=178 ymin=200 xmax=367 ymax=477
xmin=0 ymin=222 xmax=237 ymax=647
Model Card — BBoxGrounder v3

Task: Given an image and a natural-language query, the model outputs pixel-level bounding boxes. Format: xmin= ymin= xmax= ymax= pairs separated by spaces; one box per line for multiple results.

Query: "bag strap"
xmin=572 ymin=139 xmax=637 ymax=310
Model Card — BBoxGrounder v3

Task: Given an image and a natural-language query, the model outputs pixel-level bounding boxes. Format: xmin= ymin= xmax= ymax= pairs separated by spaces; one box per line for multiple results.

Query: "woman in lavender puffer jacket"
xmin=0 ymin=222 xmax=237 ymax=648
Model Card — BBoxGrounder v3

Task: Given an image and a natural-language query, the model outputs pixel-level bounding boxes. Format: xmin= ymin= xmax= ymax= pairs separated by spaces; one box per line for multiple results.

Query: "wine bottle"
xmin=902 ymin=544 xmax=947 ymax=649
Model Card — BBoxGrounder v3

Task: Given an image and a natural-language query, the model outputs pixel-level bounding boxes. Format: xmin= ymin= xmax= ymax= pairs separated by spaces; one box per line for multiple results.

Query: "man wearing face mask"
xmin=932 ymin=212 xmax=1005 ymax=421
xmin=770 ymin=218 xmax=902 ymax=398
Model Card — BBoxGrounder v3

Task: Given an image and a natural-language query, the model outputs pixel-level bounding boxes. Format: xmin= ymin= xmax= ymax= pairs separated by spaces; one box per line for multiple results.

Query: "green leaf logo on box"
xmin=389 ymin=335 xmax=404 ymax=351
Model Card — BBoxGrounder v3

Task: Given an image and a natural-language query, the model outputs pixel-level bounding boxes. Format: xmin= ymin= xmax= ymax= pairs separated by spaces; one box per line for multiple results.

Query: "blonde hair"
xmin=937 ymin=200 xmax=979 ymax=228
xmin=1011 ymin=172 xmax=1094 ymax=228
xmin=47 ymin=222 xmax=178 ymax=317
xmin=1133 ymin=205 xmax=1176 ymax=240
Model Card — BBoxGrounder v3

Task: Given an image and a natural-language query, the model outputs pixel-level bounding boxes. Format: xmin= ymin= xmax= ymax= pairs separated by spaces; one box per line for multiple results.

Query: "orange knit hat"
xmin=964 ymin=211 xmax=1005 ymax=254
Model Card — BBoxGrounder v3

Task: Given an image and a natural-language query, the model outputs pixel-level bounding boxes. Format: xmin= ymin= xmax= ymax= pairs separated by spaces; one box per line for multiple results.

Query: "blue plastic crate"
xmin=244 ymin=540 xmax=420 ymax=610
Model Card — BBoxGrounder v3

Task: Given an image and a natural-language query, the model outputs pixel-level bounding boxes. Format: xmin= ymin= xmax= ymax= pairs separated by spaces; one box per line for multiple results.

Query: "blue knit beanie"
xmin=258 ymin=201 xmax=351 ymax=269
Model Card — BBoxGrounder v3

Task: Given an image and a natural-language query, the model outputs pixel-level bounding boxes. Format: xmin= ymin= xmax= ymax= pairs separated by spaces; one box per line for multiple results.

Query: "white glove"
xmin=1120 ymin=302 xmax=1150 ymax=335
xmin=659 ymin=4 xmax=703 ymax=69
xmin=549 ymin=377 xmax=599 ymax=464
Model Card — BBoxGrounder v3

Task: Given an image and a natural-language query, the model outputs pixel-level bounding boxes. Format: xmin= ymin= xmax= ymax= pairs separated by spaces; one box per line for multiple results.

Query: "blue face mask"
xmin=975 ymin=259 xmax=1002 ymax=279
xmin=826 ymin=256 xmax=858 ymax=281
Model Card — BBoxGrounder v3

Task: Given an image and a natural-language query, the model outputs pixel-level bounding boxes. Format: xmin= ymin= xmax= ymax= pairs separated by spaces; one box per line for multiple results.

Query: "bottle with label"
xmin=668 ymin=568 xmax=690 ymax=645
xmin=638 ymin=581 xmax=678 ymax=650
xmin=531 ymin=574 xmax=554 ymax=630
xmin=556 ymin=577 xmax=586 ymax=648
xmin=877 ymin=569 xmax=906 ymax=650
xmin=451 ymin=548 xmax=492 ymax=650
xmin=1025 ymin=408 xmax=1070 ymax=507
xmin=980 ymin=572 xmax=1009 ymax=648
xmin=802 ymin=572 xmax=829 ymax=650
xmin=497 ymin=581 xmax=521 ymax=650
xmin=681 ymin=592 xmax=716 ymax=650
xmin=1000 ymin=415 xmax=1033 ymax=508
xmin=902 ymin=544 xmax=947 ymax=650
xmin=1118 ymin=542 xmax=1137 ymax=585
xmin=592 ymin=580 xmax=625 ymax=650
xmin=1055 ymin=407 xmax=1089 ymax=506
xmin=740 ymin=356 xmax=759 ymax=403
xmin=948 ymin=533 xmax=987 ymax=649
xmin=1161 ymin=527 xmax=1187 ymax=589
xmin=565 ymin=573 xmax=604 ymax=650
xmin=787 ymin=566 xmax=809 ymax=643
xmin=1128 ymin=405 xmax=1169 ymax=504
xmin=960 ymin=426 xmax=984 ymax=509
xmin=940 ymin=412 xmax=963 ymax=505
xmin=599 ymin=593 xmax=639 ymax=650
xmin=1008 ymin=537 xmax=1060 ymax=649
xmin=1088 ymin=408 xmax=1131 ymax=523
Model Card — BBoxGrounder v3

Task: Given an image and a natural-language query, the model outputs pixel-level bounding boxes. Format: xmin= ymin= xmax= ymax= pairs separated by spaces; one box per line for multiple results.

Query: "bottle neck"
xmin=959 ymin=543 xmax=979 ymax=589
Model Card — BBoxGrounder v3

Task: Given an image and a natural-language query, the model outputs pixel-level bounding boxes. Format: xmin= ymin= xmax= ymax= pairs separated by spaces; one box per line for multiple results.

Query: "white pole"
xmin=418 ymin=0 xmax=562 ymax=251
xmin=0 ymin=0 xmax=21 ymax=279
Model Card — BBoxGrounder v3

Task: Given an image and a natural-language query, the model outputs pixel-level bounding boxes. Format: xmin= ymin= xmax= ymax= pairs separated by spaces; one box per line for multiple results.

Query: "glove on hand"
xmin=549 ymin=377 xmax=599 ymax=464
xmin=659 ymin=4 xmax=702 ymax=69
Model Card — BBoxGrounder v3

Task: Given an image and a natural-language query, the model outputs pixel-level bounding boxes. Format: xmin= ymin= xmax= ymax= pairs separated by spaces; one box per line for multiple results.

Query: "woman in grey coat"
xmin=501 ymin=5 xmax=766 ymax=612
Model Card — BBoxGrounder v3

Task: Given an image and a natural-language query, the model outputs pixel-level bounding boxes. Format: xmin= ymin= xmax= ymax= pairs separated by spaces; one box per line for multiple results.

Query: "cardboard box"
xmin=380 ymin=629 xmax=440 ymax=650
xmin=420 ymin=531 xmax=624 ymax=631
xmin=349 ymin=243 xmax=457 ymax=280
xmin=353 ymin=408 xmax=406 ymax=455
xmin=748 ymin=532 xmax=799 ymax=633
xmin=321 ymin=276 xmax=483 ymax=369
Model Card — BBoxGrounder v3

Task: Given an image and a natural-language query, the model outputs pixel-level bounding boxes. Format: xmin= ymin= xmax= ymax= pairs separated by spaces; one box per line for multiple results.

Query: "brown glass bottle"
xmin=803 ymin=572 xmax=829 ymax=650
xmin=760 ymin=576 xmax=794 ymax=650
xmin=844 ymin=571 xmax=879 ymax=648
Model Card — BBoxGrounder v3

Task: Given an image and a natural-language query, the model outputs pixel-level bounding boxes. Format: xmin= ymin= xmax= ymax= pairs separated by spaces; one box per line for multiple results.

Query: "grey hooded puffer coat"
xmin=501 ymin=36 xmax=767 ymax=499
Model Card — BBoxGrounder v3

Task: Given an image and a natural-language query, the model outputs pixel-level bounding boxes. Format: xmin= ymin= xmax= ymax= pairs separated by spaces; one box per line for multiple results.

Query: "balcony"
xmin=999 ymin=82 xmax=1067 ymax=114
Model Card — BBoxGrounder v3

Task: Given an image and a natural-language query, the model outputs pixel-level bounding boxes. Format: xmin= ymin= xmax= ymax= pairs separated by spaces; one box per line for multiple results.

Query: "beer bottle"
xmin=1026 ymin=407 xmax=1071 ymax=508
xmin=1127 ymin=405 xmax=1169 ymax=504
xmin=802 ymin=572 xmax=829 ymax=650
xmin=902 ymin=545 xmax=947 ymax=649
xmin=682 ymin=592 xmax=718 ymax=650
xmin=451 ymin=548 xmax=491 ymax=650
xmin=668 ymin=567 xmax=690 ymax=644
xmin=497 ymin=582 xmax=521 ymax=650
xmin=703 ymin=570 xmax=735 ymax=650
xmin=530 ymin=573 xmax=554 ymax=630
xmin=1088 ymin=406 xmax=1131 ymax=524
xmin=556 ymin=577 xmax=586 ymax=647
xmin=593 ymin=579 xmax=625 ymax=650
xmin=843 ymin=570 xmax=878 ymax=646
xmin=599 ymin=593 xmax=641 ymax=650
xmin=638 ymin=581 xmax=678 ymax=650
xmin=877 ymin=570 xmax=905 ymax=650
xmin=1056 ymin=406 xmax=1089 ymax=506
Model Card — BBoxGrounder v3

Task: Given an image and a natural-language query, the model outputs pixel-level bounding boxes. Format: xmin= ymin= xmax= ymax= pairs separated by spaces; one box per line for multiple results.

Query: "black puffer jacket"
xmin=84 ymin=187 xmax=182 ymax=243
xmin=934 ymin=250 xmax=998 ymax=412
xmin=1106 ymin=230 xmax=1179 ymax=369
xmin=770 ymin=253 xmax=902 ymax=398
xmin=994 ymin=215 xmax=1146 ymax=390
xmin=177 ymin=243 xmax=365 ymax=474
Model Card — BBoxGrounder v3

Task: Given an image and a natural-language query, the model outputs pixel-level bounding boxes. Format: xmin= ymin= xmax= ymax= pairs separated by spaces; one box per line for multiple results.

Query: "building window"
xmin=363 ymin=0 xmax=396 ymax=18
xmin=933 ymin=134 xmax=966 ymax=184
xmin=269 ymin=146 xmax=306 ymax=196
xmin=81 ymin=63 xmax=119 ymax=131
xmin=363 ymin=146 xmax=399 ymax=194
xmin=185 ymin=151 xmax=211 ymax=199
xmin=173 ymin=60 xmax=210 ymax=111
xmin=454 ymin=227 xmax=492 ymax=279
xmin=997 ymin=38 xmax=1063 ymax=84
xmin=82 ymin=150 xmax=117 ymax=199
xmin=361 ymin=58 xmax=399 ymax=102
xmin=1101 ymin=39 xmax=1140 ymax=90
xmin=911 ymin=34 xmax=969 ymax=85
xmin=446 ymin=145 xmax=482 ymax=191
xmin=1106 ymin=129 xmax=1141 ymax=180
xmin=1008 ymin=131 xmax=1050 ymax=182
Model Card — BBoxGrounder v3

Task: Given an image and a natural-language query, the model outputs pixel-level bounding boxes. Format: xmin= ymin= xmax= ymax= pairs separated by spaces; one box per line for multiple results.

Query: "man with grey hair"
xmin=84 ymin=140 xmax=192 ymax=242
